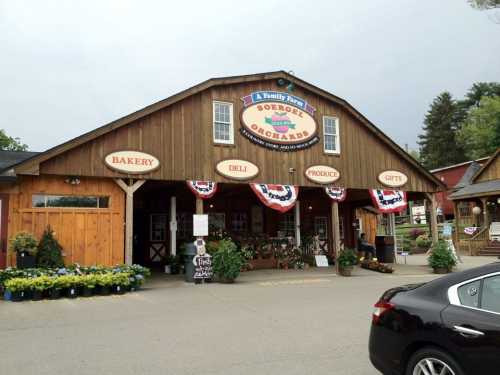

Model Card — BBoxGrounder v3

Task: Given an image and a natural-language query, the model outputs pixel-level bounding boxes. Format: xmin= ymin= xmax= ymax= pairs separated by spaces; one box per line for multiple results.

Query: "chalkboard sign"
xmin=193 ymin=254 xmax=213 ymax=281
xmin=315 ymin=255 xmax=329 ymax=267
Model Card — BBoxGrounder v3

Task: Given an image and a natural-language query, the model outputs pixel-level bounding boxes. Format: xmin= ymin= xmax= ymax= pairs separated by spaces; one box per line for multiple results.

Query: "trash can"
xmin=375 ymin=236 xmax=395 ymax=263
xmin=184 ymin=243 xmax=197 ymax=282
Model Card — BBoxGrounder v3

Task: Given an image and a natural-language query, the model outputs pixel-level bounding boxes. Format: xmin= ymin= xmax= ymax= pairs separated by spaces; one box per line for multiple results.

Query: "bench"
xmin=489 ymin=222 xmax=500 ymax=242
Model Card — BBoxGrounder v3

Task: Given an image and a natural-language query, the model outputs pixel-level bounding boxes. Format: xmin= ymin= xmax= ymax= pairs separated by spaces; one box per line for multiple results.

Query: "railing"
xmin=465 ymin=226 xmax=489 ymax=256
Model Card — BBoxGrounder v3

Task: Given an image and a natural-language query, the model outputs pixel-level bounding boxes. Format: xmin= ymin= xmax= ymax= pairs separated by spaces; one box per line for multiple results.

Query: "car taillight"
xmin=372 ymin=300 xmax=394 ymax=324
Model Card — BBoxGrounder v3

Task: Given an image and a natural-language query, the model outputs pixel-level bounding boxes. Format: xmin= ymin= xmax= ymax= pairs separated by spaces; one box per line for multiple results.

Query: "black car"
xmin=369 ymin=262 xmax=500 ymax=375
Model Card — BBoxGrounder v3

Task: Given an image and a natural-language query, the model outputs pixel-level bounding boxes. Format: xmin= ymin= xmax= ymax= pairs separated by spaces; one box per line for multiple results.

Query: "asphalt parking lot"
xmin=0 ymin=257 xmax=494 ymax=375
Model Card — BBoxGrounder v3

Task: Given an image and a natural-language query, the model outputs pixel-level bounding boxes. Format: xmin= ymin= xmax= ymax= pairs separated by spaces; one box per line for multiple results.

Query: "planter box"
xmin=248 ymin=257 xmax=277 ymax=270
xmin=433 ymin=267 xmax=450 ymax=274
xmin=16 ymin=253 xmax=36 ymax=269
xmin=339 ymin=266 xmax=353 ymax=277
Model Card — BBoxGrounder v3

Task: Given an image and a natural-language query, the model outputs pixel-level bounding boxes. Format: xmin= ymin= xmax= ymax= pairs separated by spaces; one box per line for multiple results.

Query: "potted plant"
xmin=428 ymin=240 xmax=457 ymax=274
xmin=4 ymin=278 xmax=30 ymax=302
xmin=337 ymin=248 xmax=358 ymax=276
xmin=31 ymin=276 xmax=53 ymax=300
xmin=36 ymin=226 xmax=64 ymax=268
xmin=212 ymin=238 xmax=245 ymax=283
xmin=96 ymin=274 xmax=113 ymax=295
xmin=111 ymin=273 xmax=130 ymax=294
xmin=81 ymin=275 xmax=97 ymax=297
xmin=9 ymin=232 xmax=38 ymax=269
xmin=49 ymin=277 xmax=64 ymax=299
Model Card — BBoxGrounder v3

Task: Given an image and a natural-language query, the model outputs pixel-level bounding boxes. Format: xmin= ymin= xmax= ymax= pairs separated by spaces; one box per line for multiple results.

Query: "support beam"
xmin=452 ymin=201 xmax=460 ymax=251
xmin=294 ymin=201 xmax=301 ymax=247
xmin=480 ymin=197 xmax=489 ymax=228
xmin=170 ymin=196 xmax=177 ymax=256
xmin=196 ymin=197 xmax=203 ymax=214
xmin=331 ymin=201 xmax=341 ymax=273
xmin=115 ymin=178 xmax=145 ymax=265
xmin=425 ymin=193 xmax=439 ymax=245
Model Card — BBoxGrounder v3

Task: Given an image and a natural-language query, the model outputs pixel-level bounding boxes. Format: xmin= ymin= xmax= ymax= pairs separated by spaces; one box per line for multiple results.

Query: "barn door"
xmin=0 ymin=194 xmax=9 ymax=269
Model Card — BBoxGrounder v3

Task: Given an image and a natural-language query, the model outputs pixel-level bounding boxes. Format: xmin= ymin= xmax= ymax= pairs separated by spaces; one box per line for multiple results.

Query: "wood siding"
xmin=475 ymin=153 xmax=500 ymax=183
xmin=355 ymin=208 xmax=377 ymax=245
xmin=5 ymin=175 xmax=124 ymax=267
xmin=39 ymin=80 xmax=437 ymax=192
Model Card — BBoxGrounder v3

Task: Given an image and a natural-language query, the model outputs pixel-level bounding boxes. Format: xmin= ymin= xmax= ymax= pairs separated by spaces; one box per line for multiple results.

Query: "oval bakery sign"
xmin=240 ymin=91 xmax=319 ymax=151
xmin=104 ymin=151 xmax=160 ymax=174
xmin=378 ymin=170 xmax=408 ymax=188
xmin=215 ymin=159 xmax=259 ymax=181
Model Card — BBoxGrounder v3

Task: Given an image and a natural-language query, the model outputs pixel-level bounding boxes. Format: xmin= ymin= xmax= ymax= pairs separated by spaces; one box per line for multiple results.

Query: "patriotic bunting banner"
xmin=324 ymin=186 xmax=347 ymax=202
xmin=369 ymin=189 xmax=407 ymax=213
xmin=187 ymin=181 xmax=217 ymax=199
xmin=464 ymin=227 xmax=478 ymax=236
xmin=250 ymin=183 xmax=298 ymax=213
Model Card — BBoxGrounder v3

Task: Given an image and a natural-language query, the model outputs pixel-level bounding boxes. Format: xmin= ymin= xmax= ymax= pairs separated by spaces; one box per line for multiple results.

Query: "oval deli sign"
xmin=378 ymin=170 xmax=408 ymax=188
xmin=104 ymin=151 xmax=160 ymax=174
xmin=240 ymin=91 xmax=319 ymax=151
xmin=215 ymin=159 xmax=259 ymax=181
xmin=305 ymin=165 xmax=341 ymax=184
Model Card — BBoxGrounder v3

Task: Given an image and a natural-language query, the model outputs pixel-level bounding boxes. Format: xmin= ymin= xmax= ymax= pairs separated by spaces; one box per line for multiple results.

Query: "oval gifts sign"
xmin=378 ymin=170 xmax=408 ymax=188
xmin=215 ymin=159 xmax=259 ymax=181
xmin=305 ymin=165 xmax=341 ymax=184
xmin=240 ymin=91 xmax=319 ymax=151
xmin=104 ymin=151 xmax=160 ymax=174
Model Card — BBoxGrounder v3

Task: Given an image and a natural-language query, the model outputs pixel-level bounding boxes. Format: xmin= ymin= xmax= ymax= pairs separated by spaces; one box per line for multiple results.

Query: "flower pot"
xmin=16 ymin=252 xmax=36 ymax=269
xmin=433 ymin=267 xmax=450 ymax=274
xmin=48 ymin=288 xmax=61 ymax=299
xmin=339 ymin=266 xmax=353 ymax=277
xmin=81 ymin=287 xmax=94 ymax=297
xmin=111 ymin=285 xmax=126 ymax=295
xmin=8 ymin=290 xmax=26 ymax=302
xmin=66 ymin=287 xmax=79 ymax=298
xmin=97 ymin=286 xmax=110 ymax=295
xmin=31 ymin=290 xmax=44 ymax=301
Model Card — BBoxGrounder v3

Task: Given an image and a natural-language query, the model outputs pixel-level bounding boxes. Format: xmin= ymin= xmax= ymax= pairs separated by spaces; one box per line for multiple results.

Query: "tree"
xmin=460 ymin=82 xmax=500 ymax=109
xmin=418 ymin=92 xmax=466 ymax=169
xmin=0 ymin=129 xmax=28 ymax=151
xmin=36 ymin=226 xmax=64 ymax=268
xmin=469 ymin=0 xmax=500 ymax=9
xmin=457 ymin=96 xmax=500 ymax=159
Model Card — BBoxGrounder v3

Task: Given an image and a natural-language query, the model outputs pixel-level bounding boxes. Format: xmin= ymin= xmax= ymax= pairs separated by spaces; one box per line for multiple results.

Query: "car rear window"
xmin=481 ymin=276 xmax=500 ymax=313
xmin=458 ymin=280 xmax=481 ymax=308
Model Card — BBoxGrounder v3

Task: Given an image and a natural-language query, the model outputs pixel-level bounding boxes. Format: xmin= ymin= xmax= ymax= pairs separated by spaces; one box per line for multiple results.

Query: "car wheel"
xmin=406 ymin=347 xmax=464 ymax=375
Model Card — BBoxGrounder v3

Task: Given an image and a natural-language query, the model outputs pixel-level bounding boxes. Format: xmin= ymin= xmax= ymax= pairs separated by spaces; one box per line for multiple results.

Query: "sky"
xmin=1 ymin=0 xmax=499 ymax=152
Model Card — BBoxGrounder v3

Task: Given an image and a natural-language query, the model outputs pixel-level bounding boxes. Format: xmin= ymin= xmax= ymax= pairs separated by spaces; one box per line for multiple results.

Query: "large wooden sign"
xmin=104 ymin=151 xmax=160 ymax=174
xmin=305 ymin=165 xmax=341 ymax=184
xmin=215 ymin=159 xmax=259 ymax=181
xmin=378 ymin=170 xmax=408 ymax=188
xmin=240 ymin=91 xmax=319 ymax=151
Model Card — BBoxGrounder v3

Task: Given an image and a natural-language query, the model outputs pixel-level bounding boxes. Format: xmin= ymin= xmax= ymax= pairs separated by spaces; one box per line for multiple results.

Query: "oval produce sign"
xmin=305 ymin=165 xmax=341 ymax=184
xmin=378 ymin=170 xmax=408 ymax=188
xmin=104 ymin=151 xmax=160 ymax=174
xmin=240 ymin=91 xmax=319 ymax=151
xmin=215 ymin=159 xmax=259 ymax=181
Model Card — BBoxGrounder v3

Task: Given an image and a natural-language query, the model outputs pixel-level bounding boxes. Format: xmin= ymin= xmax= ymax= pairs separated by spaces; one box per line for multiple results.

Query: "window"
xmin=314 ymin=216 xmax=328 ymax=240
xmin=150 ymin=214 xmax=167 ymax=241
xmin=481 ymin=275 xmax=500 ymax=313
xmin=323 ymin=116 xmax=340 ymax=154
xmin=278 ymin=213 xmax=295 ymax=237
xmin=177 ymin=212 xmax=193 ymax=240
xmin=231 ymin=212 xmax=248 ymax=233
xmin=458 ymin=280 xmax=481 ymax=308
xmin=32 ymin=194 xmax=109 ymax=208
xmin=209 ymin=213 xmax=226 ymax=231
xmin=213 ymin=101 xmax=234 ymax=144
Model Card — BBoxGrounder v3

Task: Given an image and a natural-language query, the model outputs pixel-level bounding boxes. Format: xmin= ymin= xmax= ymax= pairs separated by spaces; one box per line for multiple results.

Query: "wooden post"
xmin=480 ymin=197 xmax=489 ymax=228
xmin=331 ymin=201 xmax=341 ymax=273
xmin=294 ymin=200 xmax=301 ymax=247
xmin=453 ymin=201 xmax=460 ymax=252
xmin=115 ymin=179 xmax=145 ymax=265
xmin=196 ymin=197 xmax=203 ymax=214
xmin=170 ymin=196 xmax=177 ymax=256
xmin=426 ymin=193 xmax=439 ymax=245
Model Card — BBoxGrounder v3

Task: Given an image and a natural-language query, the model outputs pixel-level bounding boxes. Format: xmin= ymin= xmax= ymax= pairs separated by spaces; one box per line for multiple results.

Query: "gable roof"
xmin=0 ymin=150 xmax=40 ymax=173
xmin=471 ymin=148 xmax=500 ymax=183
xmin=12 ymin=70 xmax=443 ymax=188
xmin=430 ymin=156 xmax=489 ymax=173
xmin=454 ymin=161 xmax=483 ymax=189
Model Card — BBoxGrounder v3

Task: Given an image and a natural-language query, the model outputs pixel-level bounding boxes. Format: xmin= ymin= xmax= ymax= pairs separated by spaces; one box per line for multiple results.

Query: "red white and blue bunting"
xmin=324 ymin=186 xmax=347 ymax=202
xmin=187 ymin=181 xmax=217 ymax=199
xmin=369 ymin=189 xmax=407 ymax=213
xmin=250 ymin=183 xmax=298 ymax=213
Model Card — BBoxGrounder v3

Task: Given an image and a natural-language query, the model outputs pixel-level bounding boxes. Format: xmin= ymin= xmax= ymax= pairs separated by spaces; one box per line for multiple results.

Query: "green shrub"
xmin=4 ymin=278 xmax=31 ymax=292
xmin=428 ymin=241 xmax=457 ymax=270
xmin=337 ymin=248 xmax=357 ymax=268
xmin=36 ymin=226 xmax=64 ymax=268
xmin=9 ymin=232 xmax=38 ymax=255
xmin=31 ymin=276 xmax=54 ymax=291
xmin=416 ymin=234 xmax=432 ymax=249
xmin=212 ymin=238 xmax=244 ymax=281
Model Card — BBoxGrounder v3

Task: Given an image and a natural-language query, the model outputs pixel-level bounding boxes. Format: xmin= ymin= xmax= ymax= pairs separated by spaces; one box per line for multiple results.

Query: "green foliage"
xmin=458 ymin=96 xmax=500 ymax=159
xmin=337 ymin=248 xmax=358 ymax=268
xmin=0 ymin=129 xmax=28 ymax=151
xmin=31 ymin=276 xmax=55 ymax=291
xmin=416 ymin=234 xmax=432 ymax=249
xmin=428 ymin=241 xmax=457 ymax=270
xmin=9 ymin=231 xmax=38 ymax=255
xmin=36 ymin=226 xmax=64 ymax=268
xmin=4 ymin=278 xmax=31 ymax=292
xmin=212 ymin=238 xmax=245 ymax=281
xmin=418 ymin=92 xmax=466 ymax=169
xmin=468 ymin=0 xmax=500 ymax=10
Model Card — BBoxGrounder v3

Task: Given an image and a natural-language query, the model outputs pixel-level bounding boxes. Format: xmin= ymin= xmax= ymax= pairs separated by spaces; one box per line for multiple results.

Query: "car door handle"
xmin=453 ymin=325 xmax=485 ymax=337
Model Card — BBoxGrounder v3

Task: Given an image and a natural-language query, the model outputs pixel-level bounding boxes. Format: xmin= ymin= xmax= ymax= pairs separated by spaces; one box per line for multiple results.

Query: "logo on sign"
xmin=240 ymin=91 xmax=319 ymax=151
xmin=104 ymin=151 xmax=160 ymax=174
xmin=305 ymin=165 xmax=341 ymax=184
xmin=215 ymin=159 xmax=259 ymax=181
xmin=377 ymin=170 xmax=408 ymax=188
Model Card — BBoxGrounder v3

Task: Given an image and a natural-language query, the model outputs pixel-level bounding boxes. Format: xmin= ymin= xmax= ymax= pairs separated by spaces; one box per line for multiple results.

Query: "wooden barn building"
xmin=0 ymin=71 xmax=443 ymax=269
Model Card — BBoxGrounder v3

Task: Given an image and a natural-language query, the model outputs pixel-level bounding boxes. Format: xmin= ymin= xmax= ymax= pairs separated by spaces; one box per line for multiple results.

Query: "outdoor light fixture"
xmin=209 ymin=204 xmax=214 ymax=209
xmin=308 ymin=205 xmax=313 ymax=210
xmin=64 ymin=177 xmax=80 ymax=185
xmin=472 ymin=206 xmax=482 ymax=215
xmin=276 ymin=77 xmax=295 ymax=92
